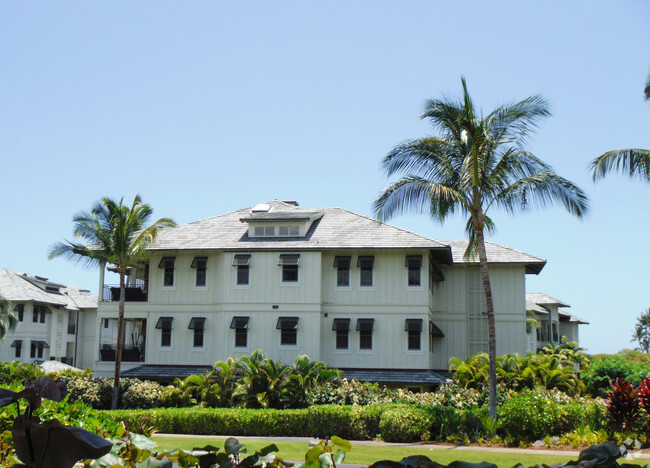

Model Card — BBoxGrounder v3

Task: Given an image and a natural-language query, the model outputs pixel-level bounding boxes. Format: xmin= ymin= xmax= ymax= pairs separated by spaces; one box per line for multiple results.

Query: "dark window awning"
xmin=158 ymin=257 xmax=176 ymax=268
xmin=341 ymin=368 xmax=449 ymax=385
xmin=405 ymin=255 xmax=422 ymax=268
xmin=429 ymin=260 xmax=445 ymax=282
xmin=233 ymin=254 xmax=251 ymax=266
xmin=191 ymin=257 xmax=207 ymax=268
xmin=405 ymin=319 xmax=423 ymax=332
xmin=188 ymin=317 xmax=205 ymax=329
xmin=333 ymin=256 xmax=351 ymax=268
xmin=357 ymin=256 xmax=375 ymax=268
xmin=332 ymin=318 xmax=350 ymax=331
xmin=278 ymin=254 xmax=300 ymax=266
xmin=356 ymin=318 xmax=374 ymax=331
xmin=10 ymin=340 xmax=22 ymax=347
xmin=429 ymin=321 xmax=445 ymax=337
xmin=276 ymin=317 xmax=299 ymax=329
xmin=230 ymin=316 xmax=250 ymax=329
xmin=155 ymin=317 xmax=173 ymax=329
xmin=32 ymin=341 xmax=49 ymax=349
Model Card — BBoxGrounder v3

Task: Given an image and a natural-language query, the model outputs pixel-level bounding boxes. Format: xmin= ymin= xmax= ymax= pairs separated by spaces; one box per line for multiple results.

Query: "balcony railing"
xmin=99 ymin=346 xmax=144 ymax=362
xmin=102 ymin=282 xmax=148 ymax=302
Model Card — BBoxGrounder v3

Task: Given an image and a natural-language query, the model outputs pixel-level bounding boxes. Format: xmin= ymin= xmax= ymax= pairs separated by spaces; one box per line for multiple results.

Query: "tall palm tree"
xmin=49 ymin=195 xmax=175 ymax=409
xmin=374 ymin=77 xmax=588 ymax=418
xmin=0 ymin=294 xmax=18 ymax=340
xmin=590 ymin=73 xmax=650 ymax=181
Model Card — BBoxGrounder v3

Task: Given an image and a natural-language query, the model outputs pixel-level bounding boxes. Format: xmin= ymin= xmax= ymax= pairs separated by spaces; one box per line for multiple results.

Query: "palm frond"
xmin=590 ymin=149 xmax=650 ymax=182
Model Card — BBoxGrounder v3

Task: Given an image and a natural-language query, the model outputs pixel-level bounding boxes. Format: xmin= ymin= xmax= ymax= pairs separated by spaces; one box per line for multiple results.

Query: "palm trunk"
xmin=111 ymin=271 xmax=126 ymax=410
xmin=475 ymin=227 xmax=497 ymax=419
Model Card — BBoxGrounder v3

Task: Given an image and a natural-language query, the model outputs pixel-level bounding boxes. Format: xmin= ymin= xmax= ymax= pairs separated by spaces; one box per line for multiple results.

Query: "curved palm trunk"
xmin=111 ymin=271 xmax=126 ymax=410
xmin=475 ymin=227 xmax=497 ymax=419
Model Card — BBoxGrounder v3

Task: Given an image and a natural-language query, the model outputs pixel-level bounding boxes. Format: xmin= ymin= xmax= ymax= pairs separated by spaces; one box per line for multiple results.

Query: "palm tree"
xmin=0 ymin=294 xmax=18 ymax=340
xmin=374 ymin=77 xmax=588 ymax=418
xmin=590 ymin=72 xmax=650 ymax=181
xmin=631 ymin=308 xmax=650 ymax=353
xmin=49 ymin=195 xmax=175 ymax=409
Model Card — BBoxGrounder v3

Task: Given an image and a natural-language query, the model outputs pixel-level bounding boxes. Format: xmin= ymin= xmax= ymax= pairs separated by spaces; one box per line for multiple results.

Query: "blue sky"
xmin=1 ymin=1 xmax=648 ymax=354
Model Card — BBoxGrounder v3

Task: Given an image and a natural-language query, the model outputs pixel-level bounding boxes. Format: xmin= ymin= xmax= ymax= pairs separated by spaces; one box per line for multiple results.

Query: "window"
xmin=230 ymin=316 xmax=250 ymax=348
xmin=155 ymin=317 xmax=173 ymax=347
xmin=188 ymin=317 xmax=206 ymax=348
xmin=357 ymin=256 xmax=374 ymax=287
xmin=30 ymin=341 xmax=48 ymax=359
xmin=233 ymin=254 xmax=251 ymax=285
xmin=191 ymin=257 xmax=208 ymax=287
xmin=405 ymin=319 xmax=422 ymax=350
xmin=332 ymin=318 xmax=350 ymax=350
xmin=278 ymin=254 xmax=300 ymax=282
xmin=14 ymin=304 xmax=24 ymax=322
xmin=33 ymin=305 xmax=46 ymax=323
xmin=254 ymin=226 xmax=275 ymax=237
xmin=405 ymin=256 xmax=422 ymax=287
xmin=11 ymin=340 xmax=22 ymax=358
xmin=279 ymin=225 xmax=299 ymax=236
xmin=277 ymin=317 xmax=299 ymax=345
xmin=158 ymin=257 xmax=176 ymax=287
xmin=356 ymin=318 xmax=374 ymax=350
xmin=333 ymin=256 xmax=351 ymax=287
xmin=552 ymin=322 xmax=559 ymax=342
xmin=104 ymin=318 xmax=109 ymax=329
xmin=429 ymin=321 xmax=444 ymax=352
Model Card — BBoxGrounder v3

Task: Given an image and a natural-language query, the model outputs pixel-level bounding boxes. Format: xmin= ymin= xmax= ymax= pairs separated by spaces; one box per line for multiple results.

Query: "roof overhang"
xmin=340 ymin=368 xmax=450 ymax=385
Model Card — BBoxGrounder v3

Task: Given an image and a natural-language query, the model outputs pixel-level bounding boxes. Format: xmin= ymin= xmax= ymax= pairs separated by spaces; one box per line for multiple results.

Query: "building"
xmin=0 ymin=269 xmax=97 ymax=368
xmin=92 ymin=200 xmax=560 ymax=389
xmin=526 ymin=293 xmax=588 ymax=352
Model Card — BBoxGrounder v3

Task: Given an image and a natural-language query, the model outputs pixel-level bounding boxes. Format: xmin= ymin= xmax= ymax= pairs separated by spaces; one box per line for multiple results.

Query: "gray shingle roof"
xmin=559 ymin=309 xmax=589 ymax=324
xmin=0 ymin=269 xmax=97 ymax=311
xmin=526 ymin=292 xmax=570 ymax=308
xmin=444 ymin=240 xmax=546 ymax=274
xmin=121 ymin=364 xmax=213 ymax=381
xmin=150 ymin=201 xmax=451 ymax=253
xmin=341 ymin=368 xmax=450 ymax=385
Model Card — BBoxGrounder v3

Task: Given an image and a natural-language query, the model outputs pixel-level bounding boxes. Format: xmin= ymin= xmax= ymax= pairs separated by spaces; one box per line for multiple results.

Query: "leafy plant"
xmin=0 ymin=377 xmax=112 ymax=468
xmin=298 ymin=436 xmax=350 ymax=468
xmin=606 ymin=378 xmax=639 ymax=432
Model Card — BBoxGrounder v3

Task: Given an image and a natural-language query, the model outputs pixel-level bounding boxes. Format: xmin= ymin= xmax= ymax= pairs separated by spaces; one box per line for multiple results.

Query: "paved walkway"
xmin=157 ymin=434 xmax=650 ymax=460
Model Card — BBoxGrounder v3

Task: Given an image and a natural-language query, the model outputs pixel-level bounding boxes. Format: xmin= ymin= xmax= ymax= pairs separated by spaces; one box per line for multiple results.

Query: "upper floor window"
xmin=14 ymin=304 xmax=24 ymax=322
xmin=230 ymin=316 xmax=250 ymax=348
xmin=33 ymin=305 xmax=47 ymax=324
xmin=191 ymin=257 xmax=208 ymax=287
xmin=406 ymin=256 xmax=422 ymax=287
xmin=356 ymin=318 xmax=374 ymax=350
xmin=279 ymin=225 xmax=299 ymax=236
xmin=278 ymin=254 xmax=300 ymax=282
xmin=156 ymin=317 xmax=173 ymax=347
xmin=405 ymin=319 xmax=422 ymax=350
xmin=277 ymin=316 xmax=299 ymax=345
xmin=254 ymin=226 xmax=275 ymax=237
xmin=11 ymin=340 xmax=22 ymax=358
xmin=233 ymin=254 xmax=251 ymax=285
xmin=332 ymin=318 xmax=350 ymax=350
xmin=188 ymin=317 xmax=205 ymax=348
xmin=333 ymin=256 xmax=351 ymax=287
xmin=158 ymin=257 xmax=176 ymax=287
xmin=357 ymin=256 xmax=375 ymax=287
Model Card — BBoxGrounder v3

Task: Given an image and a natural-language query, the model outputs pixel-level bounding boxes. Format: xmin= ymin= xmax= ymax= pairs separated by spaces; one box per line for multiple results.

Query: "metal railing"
xmin=102 ymin=280 xmax=148 ymax=302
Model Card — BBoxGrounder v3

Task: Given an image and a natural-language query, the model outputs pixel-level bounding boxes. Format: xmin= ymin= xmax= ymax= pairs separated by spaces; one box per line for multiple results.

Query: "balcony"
xmin=102 ymin=281 xmax=148 ymax=302
xmin=99 ymin=345 xmax=144 ymax=362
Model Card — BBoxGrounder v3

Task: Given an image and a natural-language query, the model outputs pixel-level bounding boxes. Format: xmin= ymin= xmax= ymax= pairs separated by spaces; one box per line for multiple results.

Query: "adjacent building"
xmin=91 ymin=200 xmax=574 ymax=389
xmin=0 ymin=269 xmax=97 ymax=369
xmin=526 ymin=293 xmax=589 ymax=352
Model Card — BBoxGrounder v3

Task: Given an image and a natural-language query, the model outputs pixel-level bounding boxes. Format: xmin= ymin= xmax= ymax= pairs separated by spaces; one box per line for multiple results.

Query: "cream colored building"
xmin=526 ymin=293 xmax=588 ymax=353
xmin=0 ymin=269 xmax=97 ymax=369
xmin=92 ymin=200 xmax=570 ymax=389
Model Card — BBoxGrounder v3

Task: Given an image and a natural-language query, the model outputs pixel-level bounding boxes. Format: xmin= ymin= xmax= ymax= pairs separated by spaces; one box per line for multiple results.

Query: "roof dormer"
xmin=239 ymin=202 xmax=323 ymax=238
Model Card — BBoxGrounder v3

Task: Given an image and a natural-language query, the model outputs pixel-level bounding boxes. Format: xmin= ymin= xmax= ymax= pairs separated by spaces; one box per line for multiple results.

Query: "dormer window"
xmin=279 ymin=225 xmax=299 ymax=236
xmin=254 ymin=226 xmax=275 ymax=237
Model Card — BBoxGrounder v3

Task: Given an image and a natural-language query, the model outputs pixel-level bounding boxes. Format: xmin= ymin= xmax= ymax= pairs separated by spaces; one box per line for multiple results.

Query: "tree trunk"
xmin=475 ymin=227 xmax=497 ymax=419
xmin=111 ymin=271 xmax=126 ymax=410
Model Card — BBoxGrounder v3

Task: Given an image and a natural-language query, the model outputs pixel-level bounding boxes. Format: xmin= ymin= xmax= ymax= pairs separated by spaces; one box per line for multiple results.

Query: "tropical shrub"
xmin=121 ymin=379 xmax=165 ymax=409
xmin=606 ymin=378 xmax=639 ymax=432
xmin=583 ymin=352 xmax=650 ymax=397
xmin=64 ymin=375 xmax=113 ymax=409
xmin=378 ymin=406 xmax=432 ymax=443
xmin=498 ymin=389 xmax=564 ymax=443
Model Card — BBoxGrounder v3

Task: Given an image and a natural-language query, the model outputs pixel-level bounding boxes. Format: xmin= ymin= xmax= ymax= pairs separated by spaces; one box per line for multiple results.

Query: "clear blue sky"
xmin=1 ymin=1 xmax=648 ymax=355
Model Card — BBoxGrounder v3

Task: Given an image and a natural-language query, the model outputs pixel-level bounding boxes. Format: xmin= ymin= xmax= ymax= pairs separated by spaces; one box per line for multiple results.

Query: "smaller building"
xmin=0 ymin=269 xmax=97 ymax=368
xmin=526 ymin=292 xmax=588 ymax=352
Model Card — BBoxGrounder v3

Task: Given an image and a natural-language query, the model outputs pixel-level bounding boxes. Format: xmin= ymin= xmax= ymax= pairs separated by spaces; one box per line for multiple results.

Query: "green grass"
xmin=152 ymin=436 xmax=576 ymax=468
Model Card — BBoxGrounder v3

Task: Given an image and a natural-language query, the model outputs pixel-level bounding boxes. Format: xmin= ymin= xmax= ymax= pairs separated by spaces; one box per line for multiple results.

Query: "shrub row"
xmin=107 ymin=396 xmax=607 ymax=444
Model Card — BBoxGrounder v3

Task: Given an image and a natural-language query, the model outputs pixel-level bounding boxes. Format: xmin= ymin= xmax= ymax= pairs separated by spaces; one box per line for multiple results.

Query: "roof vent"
xmin=282 ymin=200 xmax=299 ymax=207
xmin=251 ymin=203 xmax=271 ymax=213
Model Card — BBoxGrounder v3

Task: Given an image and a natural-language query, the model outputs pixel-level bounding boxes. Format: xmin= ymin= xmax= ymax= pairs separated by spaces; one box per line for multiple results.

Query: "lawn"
xmin=152 ymin=436 xmax=577 ymax=468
